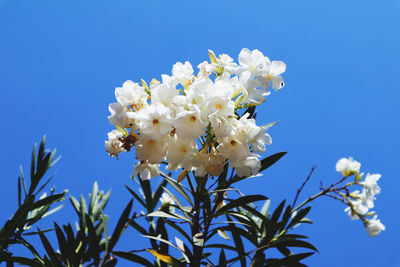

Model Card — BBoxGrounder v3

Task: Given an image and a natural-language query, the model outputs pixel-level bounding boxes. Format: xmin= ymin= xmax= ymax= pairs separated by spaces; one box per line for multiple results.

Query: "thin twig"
xmin=293 ymin=175 xmax=350 ymax=212
xmin=292 ymin=166 xmax=316 ymax=208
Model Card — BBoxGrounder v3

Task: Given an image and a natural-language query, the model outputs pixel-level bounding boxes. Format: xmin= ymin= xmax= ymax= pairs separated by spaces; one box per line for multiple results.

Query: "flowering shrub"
xmin=105 ymin=48 xmax=285 ymax=180
xmin=0 ymin=49 xmax=384 ymax=266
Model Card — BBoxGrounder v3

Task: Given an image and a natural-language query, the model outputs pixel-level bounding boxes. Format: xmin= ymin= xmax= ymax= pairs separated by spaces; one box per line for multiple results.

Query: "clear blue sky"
xmin=1 ymin=0 xmax=399 ymax=266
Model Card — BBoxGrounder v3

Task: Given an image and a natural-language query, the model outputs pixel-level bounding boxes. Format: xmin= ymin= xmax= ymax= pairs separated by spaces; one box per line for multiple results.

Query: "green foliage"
xmin=0 ymin=136 xmax=66 ymax=265
xmin=29 ymin=183 xmax=133 ymax=267
xmin=1 ymin=139 xmax=319 ymax=266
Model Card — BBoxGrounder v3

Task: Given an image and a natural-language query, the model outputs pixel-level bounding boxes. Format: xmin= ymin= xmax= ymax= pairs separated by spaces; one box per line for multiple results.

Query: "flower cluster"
xmin=336 ymin=157 xmax=385 ymax=237
xmin=105 ymin=48 xmax=285 ymax=180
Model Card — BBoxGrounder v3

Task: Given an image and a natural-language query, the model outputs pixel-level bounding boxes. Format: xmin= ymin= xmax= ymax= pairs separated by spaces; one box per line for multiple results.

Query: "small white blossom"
xmin=197 ymin=61 xmax=215 ymax=78
xmin=108 ymin=103 xmax=135 ymax=129
xmin=261 ymin=60 xmax=286 ymax=90
xmin=133 ymin=103 xmax=173 ymax=138
xmin=173 ymin=107 xmax=208 ymax=139
xmin=217 ymin=131 xmax=250 ymax=162
xmin=166 ymin=135 xmax=198 ymax=168
xmin=238 ymin=48 xmax=267 ymax=73
xmin=132 ymin=161 xmax=159 ymax=180
xmin=172 ymin=61 xmax=194 ymax=87
xmin=160 ymin=192 xmax=175 ymax=212
xmin=135 ymin=135 xmax=167 ymax=164
xmin=361 ymin=173 xmax=381 ymax=196
xmin=105 ymin=130 xmax=125 ymax=156
xmin=231 ymin=153 xmax=261 ymax=178
xmin=151 ymin=75 xmax=179 ymax=107
xmin=336 ymin=157 xmax=361 ymax=176
xmin=115 ymin=80 xmax=148 ymax=108
xmin=345 ymin=198 xmax=368 ymax=220
xmin=366 ymin=216 xmax=385 ymax=237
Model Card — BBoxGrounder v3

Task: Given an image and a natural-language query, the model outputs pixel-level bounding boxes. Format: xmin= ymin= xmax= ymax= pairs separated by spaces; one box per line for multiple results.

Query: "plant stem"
xmin=293 ymin=175 xmax=349 ymax=212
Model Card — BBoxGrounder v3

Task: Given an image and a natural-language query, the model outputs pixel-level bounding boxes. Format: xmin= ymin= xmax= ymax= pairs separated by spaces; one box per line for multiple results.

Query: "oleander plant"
xmin=0 ymin=49 xmax=384 ymax=266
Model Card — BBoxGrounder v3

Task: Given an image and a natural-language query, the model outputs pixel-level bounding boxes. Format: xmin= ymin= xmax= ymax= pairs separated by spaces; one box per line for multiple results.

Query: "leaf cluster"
xmin=0 ymin=136 xmax=66 ymax=265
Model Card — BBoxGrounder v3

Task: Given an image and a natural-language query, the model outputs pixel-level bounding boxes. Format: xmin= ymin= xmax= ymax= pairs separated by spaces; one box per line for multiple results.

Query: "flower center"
xmin=152 ymin=119 xmax=159 ymax=125
xmin=216 ymin=104 xmax=222 ymax=109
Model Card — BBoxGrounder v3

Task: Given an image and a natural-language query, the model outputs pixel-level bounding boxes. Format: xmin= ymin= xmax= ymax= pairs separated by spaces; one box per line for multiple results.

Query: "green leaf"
xmin=109 ymin=199 xmax=133 ymax=250
xmin=92 ymin=190 xmax=111 ymax=220
xmin=152 ymin=179 xmax=168 ymax=211
xmin=143 ymin=235 xmax=188 ymax=258
xmin=217 ymin=229 xmax=230 ymax=240
xmin=219 ymin=249 xmax=227 ymax=266
xmin=147 ymin=211 xmax=191 ymax=223
xmin=139 ymin=179 xmax=153 ymax=212
xmin=79 ymin=195 xmax=88 ymax=230
xmin=287 ymin=206 xmax=311 ymax=229
xmin=89 ymin=182 xmax=99 ymax=215
xmin=125 ymin=185 xmax=146 ymax=207
xmin=260 ymin=152 xmax=287 ymax=172
xmin=260 ymin=199 xmax=270 ymax=217
xmin=38 ymin=228 xmax=61 ymax=264
xmin=226 ymin=215 xmax=246 ymax=267
xmin=266 ymin=252 xmax=314 ymax=266
xmin=128 ymin=219 xmax=148 ymax=236
xmin=271 ymin=200 xmax=286 ymax=223
xmin=216 ymin=195 xmax=268 ymax=215
xmin=6 ymin=257 xmax=42 ymax=267
xmin=164 ymin=220 xmax=191 ymax=243
xmin=160 ymin=172 xmax=193 ymax=207
xmin=147 ymin=249 xmax=184 ymax=266
xmin=280 ymin=205 xmax=292 ymax=231
xmin=31 ymin=193 xmax=66 ymax=210
xmin=1 ymin=195 xmax=34 ymax=239
xmin=271 ymin=239 xmax=318 ymax=252
xmin=162 ymin=187 xmax=191 ymax=220
xmin=113 ymin=251 xmax=153 ymax=267
xmin=53 ymin=223 xmax=67 ymax=263
xmin=85 ymin=214 xmax=100 ymax=267
xmin=203 ymin=244 xmax=238 ymax=251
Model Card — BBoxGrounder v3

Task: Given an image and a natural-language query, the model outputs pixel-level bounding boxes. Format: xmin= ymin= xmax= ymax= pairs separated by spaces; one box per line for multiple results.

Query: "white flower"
xmin=173 ymin=107 xmax=208 ymax=139
xmin=172 ymin=61 xmax=194 ymax=87
xmin=108 ymin=103 xmax=135 ymax=129
xmin=165 ymin=135 xmax=198 ymax=167
xmin=344 ymin=198 xmax=368 ymax=220
xmin=208 ymin=49 xmax=238 ymax=74
xmin=238 ymin=48 xmax=267 ymax=73
xmin=209 ymin=115 xmax=236 ymax=139
xmin=133 ymin=103 xmax=173 ymax=138
xmin=231 ymin=153 xmax=261 ymax=178
xmin=261 ymin=60 xmax=286 ymax=90
xmin=160 ymin=192 xmax=175 ymax=212
xmin=132 ymin=161 xmax=159 ymax=180
xmin=151 ymin=75 xmax=179 ymax=107
xmin=237 ymin=114 xmax=272 ymax=153
xmin=115 ymin=80 xmax=148 ymax=108
xmin=361 ymin=173 xmax=381 ymax=196
xmin=204 ymin=95 xmax=235 ymax=119
xmin=197 ymin=61 xmax=215 ymax=78
xmin=217 ymin=131 xmax=250 ymax=162
xmin=365 ymin=216 xmax=385 ymax=237
xmin=236 ymin=70 xmax=269 ymax=104
xmin=205 ymin=147 xmax=226 ymax=176
xmin=135 ymin=135 xmax=167 ymax=164
xmin=359 ymin=190 xmax=375 ymax=209
xmin=105 ymin=130 xmax=125 ymax=156
xmin=210 ymin=73 xmax=237 ymax=99
xmin=336 ymin=157 xmax=361 ymax=176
